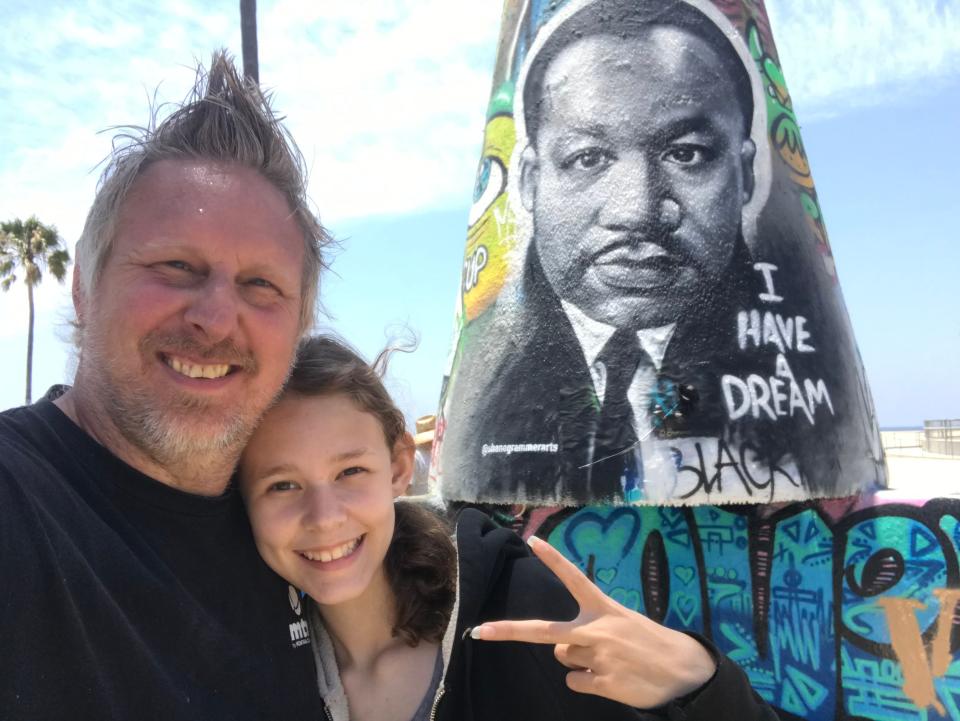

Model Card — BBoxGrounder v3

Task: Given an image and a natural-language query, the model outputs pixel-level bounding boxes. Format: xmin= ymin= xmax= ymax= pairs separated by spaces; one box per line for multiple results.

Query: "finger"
xmin=470 ymin=618 xmax=576 ymax=644
xmin=527 ymin=536 xmax=606 ymax=608
xmin=555 ymin=643 xmax=594 ymax=671
xmin=565 ymin=669 xmax=605 ymax=698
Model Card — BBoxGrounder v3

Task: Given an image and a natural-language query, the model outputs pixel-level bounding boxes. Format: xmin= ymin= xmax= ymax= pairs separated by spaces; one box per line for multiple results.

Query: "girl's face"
xmin=240 ymin=393 xmax=413 ymax=607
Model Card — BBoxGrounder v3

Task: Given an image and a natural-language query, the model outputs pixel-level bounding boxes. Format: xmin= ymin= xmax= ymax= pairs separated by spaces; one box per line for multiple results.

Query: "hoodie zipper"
xmin=428 ymin=685 xmax=446 ymax=721
xmin=322 ymin=702 xmax=333 ymax=721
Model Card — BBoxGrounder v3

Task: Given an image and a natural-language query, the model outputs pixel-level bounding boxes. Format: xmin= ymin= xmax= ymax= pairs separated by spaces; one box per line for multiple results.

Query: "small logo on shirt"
xmin=289 ymin=619 xmax=310 ymax=648
xmin=288 ymin=584 xmax=302 ymax=616
xmin=287 ymin=584 xmax=310 ymax=649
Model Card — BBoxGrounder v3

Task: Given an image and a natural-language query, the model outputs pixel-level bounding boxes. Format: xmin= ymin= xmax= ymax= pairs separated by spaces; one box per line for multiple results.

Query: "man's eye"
xmin=246 ymin=277 xmax=279 ymax=291
xmin=165 ymin=260 xmax=193 ymax=272
xmin=267 ymin=480 xmax=299 ymax=492
xmin=663 ymin=145 xmax=712 ymax=166
xmin=562 ymin=148 xmax=614 ymax=172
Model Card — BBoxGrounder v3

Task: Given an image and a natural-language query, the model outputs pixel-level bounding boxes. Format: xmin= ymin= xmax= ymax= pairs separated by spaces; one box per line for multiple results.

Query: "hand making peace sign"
xmin=470 ymin=535 xmax=717 ymax=710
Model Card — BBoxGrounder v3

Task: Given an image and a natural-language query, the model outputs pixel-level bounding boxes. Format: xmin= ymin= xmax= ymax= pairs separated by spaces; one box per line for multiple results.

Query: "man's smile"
xmin=162 ymin=354 xmax=237 ymax=380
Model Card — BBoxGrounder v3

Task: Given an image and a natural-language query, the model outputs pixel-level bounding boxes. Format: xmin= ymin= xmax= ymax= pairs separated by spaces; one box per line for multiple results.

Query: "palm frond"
xmin=0 ymin=216 xmax=71 ymax=289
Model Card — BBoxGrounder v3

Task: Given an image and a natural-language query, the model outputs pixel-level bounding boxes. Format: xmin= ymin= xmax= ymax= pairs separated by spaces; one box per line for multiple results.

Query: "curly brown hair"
xmin=284 ymin=335 xmax=456 ymax=646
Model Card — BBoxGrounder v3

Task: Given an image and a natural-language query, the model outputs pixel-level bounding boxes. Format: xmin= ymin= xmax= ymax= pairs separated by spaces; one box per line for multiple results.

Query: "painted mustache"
xmin=587 ymin=238 xmax=694 ymax=293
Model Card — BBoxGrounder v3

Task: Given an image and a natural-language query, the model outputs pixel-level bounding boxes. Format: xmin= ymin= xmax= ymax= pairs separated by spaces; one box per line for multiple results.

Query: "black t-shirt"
xmin=0 ymin=395 xmax=324 ymax=720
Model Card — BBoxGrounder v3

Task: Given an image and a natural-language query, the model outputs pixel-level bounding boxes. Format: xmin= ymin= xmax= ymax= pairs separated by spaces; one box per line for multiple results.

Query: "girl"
xmin=239 ymin=336 xmax=774 ymax=721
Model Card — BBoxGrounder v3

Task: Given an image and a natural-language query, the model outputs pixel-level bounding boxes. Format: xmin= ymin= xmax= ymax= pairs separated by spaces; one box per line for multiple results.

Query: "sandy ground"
xmin=879 ymin=431 xmax=960 ymax=497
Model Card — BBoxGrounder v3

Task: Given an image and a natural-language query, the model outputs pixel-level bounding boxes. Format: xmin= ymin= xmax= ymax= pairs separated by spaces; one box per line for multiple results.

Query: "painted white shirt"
xmin=561 ymin=300 xmax=675 ymax=440
xmin=559 ymin=303 xmax=806 ymax=504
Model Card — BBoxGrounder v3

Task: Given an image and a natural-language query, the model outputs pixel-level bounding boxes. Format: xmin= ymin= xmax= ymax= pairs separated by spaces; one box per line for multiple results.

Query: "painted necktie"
xmin=591 ymin=328 xmax=649 ymax=499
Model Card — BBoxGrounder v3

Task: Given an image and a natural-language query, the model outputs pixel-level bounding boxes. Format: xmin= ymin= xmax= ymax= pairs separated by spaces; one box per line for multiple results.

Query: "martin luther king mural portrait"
xmin=433 ymin=0 xmax=884 ymax=506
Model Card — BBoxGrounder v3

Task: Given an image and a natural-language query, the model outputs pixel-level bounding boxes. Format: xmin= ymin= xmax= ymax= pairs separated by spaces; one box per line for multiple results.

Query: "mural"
xmin=432 ymin=0 xmax=883 ymax=506
xmin=452 ymin=495 xmax=960 ymax=721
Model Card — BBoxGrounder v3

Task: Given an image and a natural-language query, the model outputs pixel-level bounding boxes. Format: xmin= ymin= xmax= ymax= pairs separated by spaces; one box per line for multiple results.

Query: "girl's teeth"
xmin=303 ymin=538 xmax=360 ymax=563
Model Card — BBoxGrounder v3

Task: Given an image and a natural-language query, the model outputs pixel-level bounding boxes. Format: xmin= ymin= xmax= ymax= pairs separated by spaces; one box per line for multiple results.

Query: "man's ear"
xmin=518 ymin=145 xmax=539 ymax=213
xmin=390 ymin=432 xmax=416 ymax=498
xmin=740 ymin=139 xmax=756 ymax=204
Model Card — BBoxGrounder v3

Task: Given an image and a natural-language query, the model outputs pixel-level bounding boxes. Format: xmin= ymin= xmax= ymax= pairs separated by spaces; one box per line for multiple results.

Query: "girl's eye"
xmin=267 ymin=480 xmax=300 ymax=492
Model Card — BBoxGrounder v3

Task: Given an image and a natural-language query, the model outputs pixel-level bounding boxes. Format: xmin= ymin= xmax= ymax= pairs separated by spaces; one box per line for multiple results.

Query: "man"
xmin=445 ymin=0 xmax=792 ymax=504
xmin=0 ymin=53 xmax=328 ymax=718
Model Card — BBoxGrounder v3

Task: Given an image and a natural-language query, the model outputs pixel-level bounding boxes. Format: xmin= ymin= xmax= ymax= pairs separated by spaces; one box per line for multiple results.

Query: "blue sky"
xmin=1 ymin=0 xmax=958 ymax=428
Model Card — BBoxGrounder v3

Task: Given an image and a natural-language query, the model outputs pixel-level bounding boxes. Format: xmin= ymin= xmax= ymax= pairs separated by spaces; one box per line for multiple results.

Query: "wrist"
xmin=668 ymin=631 xmax=717 ymax=698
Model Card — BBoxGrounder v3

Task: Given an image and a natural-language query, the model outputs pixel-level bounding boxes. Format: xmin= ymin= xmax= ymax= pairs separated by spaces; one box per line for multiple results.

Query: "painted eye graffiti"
xmin=844 ymin=548 xmax=905 ymax=597
xmin=467 ymin=156 xmax=507 ymax=227
xmin=561 ymin=147 xmax=614 ymax=173
xmin=662 ymin=145 xmax=713 ymax=166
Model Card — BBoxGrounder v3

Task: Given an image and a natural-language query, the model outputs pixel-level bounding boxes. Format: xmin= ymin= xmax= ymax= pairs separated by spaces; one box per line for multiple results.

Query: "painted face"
xmin=240 ymin=394 xmax=413 ymax=607
xmin=76 ymin=159 xmax=306 ymax=465
xmin=521 ymin=28 xmax=755 ymax=329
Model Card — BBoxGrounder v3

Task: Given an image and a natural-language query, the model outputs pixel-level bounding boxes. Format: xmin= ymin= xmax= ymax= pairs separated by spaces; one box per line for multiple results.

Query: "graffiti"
xmin=526 ymin=499 xmax=960 ymax=721
xmin=879 ymin=590 xmax=960 ymax=715
xmin=737 ymin=311 xmax=815 ymax=354
xmin=462 ymin=110 xmax=517 ymax=323
xmin=433 ymin=0 xmax=884 ymax=507
xmin=671 ymin=437 xmax=803 ymax=501
xmin=462 ymin=244 xmax=488 ymax=294
xmin=724 ymin=263 xmax=835 ymax=426
xmin=745 ymin=20 xmax=836 ymax=279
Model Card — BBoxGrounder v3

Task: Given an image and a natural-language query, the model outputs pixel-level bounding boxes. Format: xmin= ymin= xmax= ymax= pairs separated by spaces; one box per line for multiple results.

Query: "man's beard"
xmin=82 ymin=326 xmax=285 ymax=471
xmin=105 ymin=376 xmax=252 ymax=470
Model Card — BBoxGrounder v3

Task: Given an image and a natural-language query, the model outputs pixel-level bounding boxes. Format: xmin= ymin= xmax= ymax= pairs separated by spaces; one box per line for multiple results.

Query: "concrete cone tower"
xmin=432 ymin=0 xmax=883 ymax=507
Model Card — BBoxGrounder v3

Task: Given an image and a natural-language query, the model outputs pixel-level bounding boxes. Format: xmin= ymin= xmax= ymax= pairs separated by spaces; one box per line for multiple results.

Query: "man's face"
xmin=520 ymin=27 xmax=755 ymax=329
xmin=76 ymin=159 xmax=306 ymax=466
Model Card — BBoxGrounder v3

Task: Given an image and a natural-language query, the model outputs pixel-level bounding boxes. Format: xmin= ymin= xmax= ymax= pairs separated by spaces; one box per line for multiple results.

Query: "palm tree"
xmin=0 ymin=216 xmax=71 ymax=404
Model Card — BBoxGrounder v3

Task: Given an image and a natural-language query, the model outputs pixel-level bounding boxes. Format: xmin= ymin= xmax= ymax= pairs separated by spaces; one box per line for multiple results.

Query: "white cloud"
xmin=767 ymin=0 xmax=960 ymax=119
xmin=256 ymin=0 xmax=500 ymax=220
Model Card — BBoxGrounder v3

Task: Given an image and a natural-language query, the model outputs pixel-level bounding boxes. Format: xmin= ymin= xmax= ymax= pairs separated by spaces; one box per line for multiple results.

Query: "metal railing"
xmin=924 ymin=419 xmax=960 ymax=457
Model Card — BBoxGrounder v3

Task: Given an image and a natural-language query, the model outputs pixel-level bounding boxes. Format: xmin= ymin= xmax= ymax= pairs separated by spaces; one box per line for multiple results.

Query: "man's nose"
xmin=183 ymin=273 xmax=240 ymax=344
xmin=301 ymin=485 xmax=347 ymax=531
xmin=598 ymin=153 xmax=677 ymax=232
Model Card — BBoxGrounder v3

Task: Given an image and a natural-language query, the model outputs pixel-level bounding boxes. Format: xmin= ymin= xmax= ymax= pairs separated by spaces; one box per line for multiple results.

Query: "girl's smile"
xmin=297 ymin=535 xmax=364 ymax=565
xmin=239 ymin=393 xmax=412 ymax=608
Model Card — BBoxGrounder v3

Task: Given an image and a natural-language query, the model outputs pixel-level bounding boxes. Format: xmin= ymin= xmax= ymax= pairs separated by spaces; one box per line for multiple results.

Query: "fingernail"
xmin=526 ymin=535 xmax=540 ymax=548
xmin=469 ymin=626 xmax=485 ymax=640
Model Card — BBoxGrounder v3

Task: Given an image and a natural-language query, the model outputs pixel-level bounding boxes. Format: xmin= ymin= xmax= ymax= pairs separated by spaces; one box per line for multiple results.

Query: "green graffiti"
xmin=747 ymin=22 xmax=834 ymax=270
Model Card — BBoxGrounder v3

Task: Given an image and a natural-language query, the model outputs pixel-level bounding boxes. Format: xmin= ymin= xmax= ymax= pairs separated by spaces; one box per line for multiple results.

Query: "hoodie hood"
xmin=308 ymin=614 xmax=347 ymax=721
xmin=434 ymin=508 xmax=582 ymax=721
xmin=450 ymin=508 xmax=530 ymax=638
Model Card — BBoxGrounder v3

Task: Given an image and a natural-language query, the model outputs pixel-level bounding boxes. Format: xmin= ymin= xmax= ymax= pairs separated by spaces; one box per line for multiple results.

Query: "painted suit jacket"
xmin=443 ymin=241 xmax=768 ymax=506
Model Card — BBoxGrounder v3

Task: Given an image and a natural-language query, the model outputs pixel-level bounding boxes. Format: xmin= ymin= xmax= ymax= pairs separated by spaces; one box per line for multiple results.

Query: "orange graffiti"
xmin=930 ymin=588 xmax=960 ymax=676
xmin=879 ymin=589 xmax=960 ymax=714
